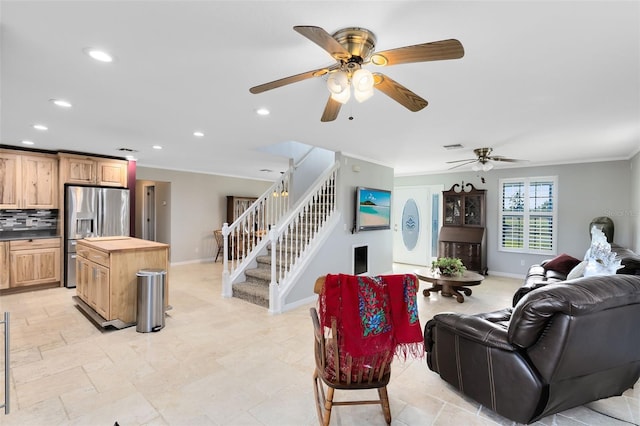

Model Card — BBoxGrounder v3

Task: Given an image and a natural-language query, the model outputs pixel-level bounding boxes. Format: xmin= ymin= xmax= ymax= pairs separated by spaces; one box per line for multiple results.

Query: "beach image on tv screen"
xmin=359 ymin=189 xmax=391 ymax=228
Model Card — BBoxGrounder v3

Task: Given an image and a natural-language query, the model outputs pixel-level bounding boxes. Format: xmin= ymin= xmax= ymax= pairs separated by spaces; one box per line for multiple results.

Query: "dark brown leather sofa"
xmin=512 ymin=243 xmax=640 ymax=307
xmin=424 ymin=274 xmax=640 ymax=424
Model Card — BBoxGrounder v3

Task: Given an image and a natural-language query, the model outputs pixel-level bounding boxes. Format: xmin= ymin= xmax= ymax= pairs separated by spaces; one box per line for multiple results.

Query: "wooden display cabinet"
xmin=439 ymin=182 xmax=487 ymax=274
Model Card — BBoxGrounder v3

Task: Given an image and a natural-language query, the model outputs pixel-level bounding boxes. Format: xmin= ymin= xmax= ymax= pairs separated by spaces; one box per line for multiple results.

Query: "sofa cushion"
xmin=567 ymin=260 xmax=588 ymax=280
xmin=543 ymin=253 xmax=581 ymax=275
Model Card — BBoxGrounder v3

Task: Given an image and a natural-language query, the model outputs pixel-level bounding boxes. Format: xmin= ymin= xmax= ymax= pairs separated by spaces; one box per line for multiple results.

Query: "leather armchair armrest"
xmin=426 ymin=312 xmax=516 ymax=352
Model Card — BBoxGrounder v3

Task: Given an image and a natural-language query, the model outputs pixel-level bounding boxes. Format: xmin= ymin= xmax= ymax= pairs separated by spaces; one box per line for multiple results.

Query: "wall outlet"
xmin=520 ymin=259 xmax=525 ymax=266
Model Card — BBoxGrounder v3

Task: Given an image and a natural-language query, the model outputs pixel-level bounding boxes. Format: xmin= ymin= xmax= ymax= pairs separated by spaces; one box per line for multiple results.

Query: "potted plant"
xmin=431 ymin=257 xmax=466 ymax=277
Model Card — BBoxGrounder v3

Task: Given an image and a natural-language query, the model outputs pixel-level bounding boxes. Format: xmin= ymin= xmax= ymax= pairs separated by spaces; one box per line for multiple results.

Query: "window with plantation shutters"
xmin=499 ymin=177 xmax=557 ymax=254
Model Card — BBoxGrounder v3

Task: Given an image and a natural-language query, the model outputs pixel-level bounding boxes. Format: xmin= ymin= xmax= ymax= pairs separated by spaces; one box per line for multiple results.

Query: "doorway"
xmin=392 ymin=185 xmax=443 ymax=266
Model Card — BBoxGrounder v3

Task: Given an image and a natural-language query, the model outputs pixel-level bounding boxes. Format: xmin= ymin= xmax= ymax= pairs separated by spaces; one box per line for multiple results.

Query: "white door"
xmin=393 ymin=185 xmax=442 ymax=266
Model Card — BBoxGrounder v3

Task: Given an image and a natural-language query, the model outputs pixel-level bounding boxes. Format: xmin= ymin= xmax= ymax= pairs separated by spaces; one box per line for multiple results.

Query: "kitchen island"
xmin=74 ymin=236 xmax=169 ymax=329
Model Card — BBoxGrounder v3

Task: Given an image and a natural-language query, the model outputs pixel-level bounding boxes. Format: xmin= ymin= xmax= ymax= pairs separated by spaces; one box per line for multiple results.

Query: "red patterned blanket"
xmin=319 ymin=273 xmax=424 ymax=361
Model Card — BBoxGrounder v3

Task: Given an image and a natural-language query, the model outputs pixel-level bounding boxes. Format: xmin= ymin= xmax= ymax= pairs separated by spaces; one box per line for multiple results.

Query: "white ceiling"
xmin=2 ymin=1 xmax=639 ymax=181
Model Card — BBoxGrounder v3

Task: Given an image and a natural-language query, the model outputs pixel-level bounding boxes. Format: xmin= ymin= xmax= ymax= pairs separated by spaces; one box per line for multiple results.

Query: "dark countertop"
xmin=0 ymin=231 xmax=60 ymax=241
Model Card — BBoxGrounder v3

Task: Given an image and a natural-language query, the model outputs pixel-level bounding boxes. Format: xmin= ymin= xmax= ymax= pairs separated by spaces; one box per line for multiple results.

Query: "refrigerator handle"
xmin=97 ymin=190 xmax=103 ymax=237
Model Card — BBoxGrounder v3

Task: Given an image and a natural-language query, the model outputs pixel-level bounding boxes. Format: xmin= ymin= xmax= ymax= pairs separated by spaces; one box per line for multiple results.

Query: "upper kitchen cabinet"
xmin=0 ymin=150 xmax=58 ymax=209
xmin=59 ymin=153 xmax=128 ymax=187
xmin=0 ymin=151 xmax=20 ymax=208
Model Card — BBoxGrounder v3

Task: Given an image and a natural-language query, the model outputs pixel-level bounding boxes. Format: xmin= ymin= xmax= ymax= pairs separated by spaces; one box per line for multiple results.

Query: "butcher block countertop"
xmin=80 ymin=236 xmax=169 ymax=252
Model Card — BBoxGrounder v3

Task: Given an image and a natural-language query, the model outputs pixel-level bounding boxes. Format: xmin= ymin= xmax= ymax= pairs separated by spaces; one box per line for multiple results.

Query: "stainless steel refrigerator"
xmin=64 ymin=185 xmax=130 ymax=288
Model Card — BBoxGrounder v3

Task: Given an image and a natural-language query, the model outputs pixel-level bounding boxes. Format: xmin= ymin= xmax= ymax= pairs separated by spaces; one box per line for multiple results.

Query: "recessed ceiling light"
xmin=84 ymin=48 xmax=113 ymax=63
xmin=33 ymin=124 xmax=48 ymax=131
xmin=50 ymin=99 xmax=72 ymax=108
xmin=21 ymin=140 xmax=35 ymax=145
xmin=193 ymin=131 xmax=204 ymax=137
xmin=256 ymin=108 xmax=270 ymax=116
xmin=152 ymin=145 xmax=162 ymax=150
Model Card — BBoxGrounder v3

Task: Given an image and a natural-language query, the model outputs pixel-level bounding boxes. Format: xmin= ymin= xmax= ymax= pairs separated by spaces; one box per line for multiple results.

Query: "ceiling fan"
xmin=447 ymin=148 xmax=524 ymax=171
xmin=249 ymin=26 xmax=464 ymax=122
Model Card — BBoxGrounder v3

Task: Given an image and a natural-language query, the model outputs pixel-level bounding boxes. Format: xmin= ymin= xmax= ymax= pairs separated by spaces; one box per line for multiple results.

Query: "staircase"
xmin=223 ymin=162 xmax=339 ymax=312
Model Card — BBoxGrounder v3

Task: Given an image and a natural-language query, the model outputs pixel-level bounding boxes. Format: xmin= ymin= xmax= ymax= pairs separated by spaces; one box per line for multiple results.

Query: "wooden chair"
xmin=310 ymin=276 xmax=392 ymax=425
xmin=213 ymin=230 xmax=224 ymax=262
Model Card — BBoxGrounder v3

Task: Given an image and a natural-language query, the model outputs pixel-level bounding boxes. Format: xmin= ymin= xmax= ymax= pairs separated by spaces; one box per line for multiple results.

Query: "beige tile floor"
xmin=0 ymin=261 xmax=638 ymax=425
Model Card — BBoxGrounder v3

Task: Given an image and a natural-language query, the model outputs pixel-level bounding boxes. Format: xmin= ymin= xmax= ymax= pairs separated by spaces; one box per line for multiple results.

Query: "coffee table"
xmin=415 ymin=269 xmax=485 ymax=303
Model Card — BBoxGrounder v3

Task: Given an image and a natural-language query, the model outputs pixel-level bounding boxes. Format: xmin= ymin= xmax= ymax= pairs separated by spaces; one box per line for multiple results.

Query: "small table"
xmin=415 ymin=269 xmax=485 ymax=303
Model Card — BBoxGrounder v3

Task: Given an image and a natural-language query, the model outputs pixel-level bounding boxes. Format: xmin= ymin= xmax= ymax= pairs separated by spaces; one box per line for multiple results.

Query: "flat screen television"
xmin=355 ymin=187 xmax=391 ymax=231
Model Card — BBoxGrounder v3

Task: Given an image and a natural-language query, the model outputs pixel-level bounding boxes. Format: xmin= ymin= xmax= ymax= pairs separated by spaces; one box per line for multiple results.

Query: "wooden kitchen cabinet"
xmin=439 ymin=183 xmax=487 ymax=274
xmin=0 ymin=150 xmax=58 ymax=209
xmin=76 ymin=252 xmax=110 ymax=319
xmin=0 ymin=242 xmax=9 ymax=290
xmin=22 ymin=155 xmax=58 ymax=208
xmin=75 ymin=237 xmax=169 ymax=326
xmin=9 ymin=238 xmax=61 ymax=287
xmin=59 ymin=153 xmax=128 ymax=188
xmin=97 ymin=160 xmax=128 ymax=187
xmin=0 ymin=152 xmax=20 ymax=208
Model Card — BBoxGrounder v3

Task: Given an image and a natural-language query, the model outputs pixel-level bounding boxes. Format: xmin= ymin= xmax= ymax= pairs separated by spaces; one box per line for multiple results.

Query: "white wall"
xmin=395 ymin=160 xmax=633 ymax=276
xmin=136 ymin=166 xmax=271 ymax=264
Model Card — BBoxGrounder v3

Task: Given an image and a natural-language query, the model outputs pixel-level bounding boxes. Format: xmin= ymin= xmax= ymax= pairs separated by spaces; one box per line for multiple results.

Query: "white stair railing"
xmin=268 ymin=162 xmax=339 ymax=312
xmin=222 ymin=170 xmax=290 ymax=296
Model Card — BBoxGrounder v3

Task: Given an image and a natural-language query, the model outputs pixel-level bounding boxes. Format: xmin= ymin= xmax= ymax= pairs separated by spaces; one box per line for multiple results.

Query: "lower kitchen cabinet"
xmin=9 ymin=238 xmax=61 ymax=288
xmin=0 ymin=242 xmax=9 ymax=289
xmin=76 ymin=253 xmax=110 ymax=319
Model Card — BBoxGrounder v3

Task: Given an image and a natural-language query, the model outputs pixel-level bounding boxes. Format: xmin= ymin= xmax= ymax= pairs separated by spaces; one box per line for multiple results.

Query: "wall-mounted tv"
xmin=355 ymin=187 xmax=391 ymax=231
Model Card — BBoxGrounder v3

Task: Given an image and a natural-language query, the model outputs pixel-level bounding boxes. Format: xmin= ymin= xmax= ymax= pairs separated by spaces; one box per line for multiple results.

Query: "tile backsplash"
xmin=0 ymin=209 xmax=58 ymax=232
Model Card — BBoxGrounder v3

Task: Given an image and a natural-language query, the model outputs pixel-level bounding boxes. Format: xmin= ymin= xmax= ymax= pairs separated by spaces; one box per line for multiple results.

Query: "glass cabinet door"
xmin=444 ymin=195 xmax=461 ymax=225
xmin=464 ymin=194 xmax=482 ymax=226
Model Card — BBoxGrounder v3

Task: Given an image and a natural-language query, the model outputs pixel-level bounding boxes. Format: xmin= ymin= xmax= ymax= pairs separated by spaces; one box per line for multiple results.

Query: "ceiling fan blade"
xmin=293 ymin=26 xmax=352 ymax=61
xmin=373 ymin=73 xmax=428 ymax=112
xmin=489 ymin=156 xmax=523 ymax=163
xmin=446 ymin=158 xmax=477 ymax=164
xmin=371 ymin=39 xmax=464 ymax=66
xmin=321 ymin=96 xmax=341 ymax=122
xmin=249 ymin=64 xmax=339 ymax=94
xmin=448 ymin=160 xmax=477 ymax=170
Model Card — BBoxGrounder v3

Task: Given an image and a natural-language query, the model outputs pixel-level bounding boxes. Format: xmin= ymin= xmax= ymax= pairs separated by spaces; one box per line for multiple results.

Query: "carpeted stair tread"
xmin=245 ymin=267 xmax=272 ymax=282
xmin=232 ymin=281 xmax=269 ymax=308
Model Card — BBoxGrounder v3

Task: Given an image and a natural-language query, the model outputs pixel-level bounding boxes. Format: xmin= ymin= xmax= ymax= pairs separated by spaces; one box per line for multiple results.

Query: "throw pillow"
xmin=567 ymin=260 xmax=587 ymax=280
xmin=543 ymin=253 xmax=582 ymax=276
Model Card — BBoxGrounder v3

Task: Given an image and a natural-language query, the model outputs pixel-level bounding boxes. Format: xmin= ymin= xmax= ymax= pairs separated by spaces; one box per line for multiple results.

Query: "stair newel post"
xmin=221 ymin=223 xmax=232 ymax=297
xmin=268 ymin=227 xmax=280 ymax=313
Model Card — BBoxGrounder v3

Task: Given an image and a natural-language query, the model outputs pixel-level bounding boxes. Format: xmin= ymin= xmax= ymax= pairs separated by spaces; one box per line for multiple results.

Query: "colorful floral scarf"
xmin=319 ymin=273 xmax=424 ymax=362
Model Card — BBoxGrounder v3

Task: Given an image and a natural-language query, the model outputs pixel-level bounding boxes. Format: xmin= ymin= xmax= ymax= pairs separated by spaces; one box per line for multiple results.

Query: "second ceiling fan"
xmin=249 ymin=26 xmax=464 ymax=122
xmin=447 ymin=148 xmax=525 ymax=171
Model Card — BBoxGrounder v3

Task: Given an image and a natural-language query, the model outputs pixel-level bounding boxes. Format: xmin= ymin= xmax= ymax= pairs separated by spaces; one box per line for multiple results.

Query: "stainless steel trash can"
xmin=136 ymin=269 xmax=166 ymax=333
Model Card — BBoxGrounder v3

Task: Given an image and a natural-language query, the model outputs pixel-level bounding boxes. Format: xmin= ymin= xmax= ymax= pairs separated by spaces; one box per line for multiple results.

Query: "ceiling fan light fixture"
xmin=331 ymin=87 xmax=351 ymax=104
xmin=354 ymin=87 xmax=374 ymax=103
xmin=482 ymin=162 xmax=494 ymax=171
xmin=471 ymin=163 xmax=482 ymax=172
xmin=352 ymin=68 xmax=374 ymax=92
xmin=326 ymin=71 xmax=349 ymax=95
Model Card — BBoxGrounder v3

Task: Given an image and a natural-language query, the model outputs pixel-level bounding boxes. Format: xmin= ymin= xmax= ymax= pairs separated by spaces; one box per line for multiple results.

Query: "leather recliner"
xmin=424 ymin=274 xmax=640 ymax=424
